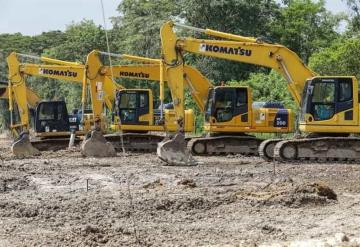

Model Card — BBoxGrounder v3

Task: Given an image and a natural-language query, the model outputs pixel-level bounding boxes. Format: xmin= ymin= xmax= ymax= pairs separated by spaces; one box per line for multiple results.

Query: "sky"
xmin=0 ymin=0 xmax=350 ymax=36
xmin=0 ymin=0 xmax=119 ymax=35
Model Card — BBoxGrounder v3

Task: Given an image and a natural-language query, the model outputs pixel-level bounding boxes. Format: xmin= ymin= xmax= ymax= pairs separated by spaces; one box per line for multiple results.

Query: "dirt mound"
xmin=151 ymin=194 xmax=235 ymax=212
xmin=295 ymin=182 xmax=337 ymax=200
xmin=237 ymin=180 xmax=337 ymax=208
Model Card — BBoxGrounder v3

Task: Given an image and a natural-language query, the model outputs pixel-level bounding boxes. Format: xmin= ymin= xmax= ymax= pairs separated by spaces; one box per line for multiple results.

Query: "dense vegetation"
xmin=0 ymin=0 xmax=359 ymax=132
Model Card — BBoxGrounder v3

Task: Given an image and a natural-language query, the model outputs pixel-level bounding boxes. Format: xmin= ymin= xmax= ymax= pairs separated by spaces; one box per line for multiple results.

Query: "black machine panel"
xmin=273 ymin=109 xmax=289 ymax=127
xmin=34 ymin=101 xmax=70 ymax=133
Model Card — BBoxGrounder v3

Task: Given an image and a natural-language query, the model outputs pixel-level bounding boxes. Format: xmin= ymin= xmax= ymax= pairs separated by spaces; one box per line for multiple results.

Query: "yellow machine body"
xmin=85 ymin=50 xmax=210 ymax=133
xmin=160 ymin=22 xmax=295 ymax=135
xmin=203 ymin=86 xmax=294 ymax=134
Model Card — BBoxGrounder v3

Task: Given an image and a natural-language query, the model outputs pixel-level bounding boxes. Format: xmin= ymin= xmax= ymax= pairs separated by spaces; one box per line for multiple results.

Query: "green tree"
xmin=309 ymin=37 xmax=360 ymax=79
xmin=111 ymin=0 xmax=181 ymax=57
xmin=228 ymin=70 xmax=296 ymax=110
xmin=343 ymin=0 xmax=360 ymax=31
xmin=272 ymin=0 xmax=342 ymax=62
xmin=45 ymin=20 xmax=107 ymax=63
xmin=181 ymin=0 xmax=281 ymax=83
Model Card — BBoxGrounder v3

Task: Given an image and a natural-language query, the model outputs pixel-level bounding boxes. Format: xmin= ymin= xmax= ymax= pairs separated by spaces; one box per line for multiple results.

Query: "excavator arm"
xmin=87 ymin=50 xmax=211 ymax=113
xmin=161 ymin=21 xmax=316 ymax=106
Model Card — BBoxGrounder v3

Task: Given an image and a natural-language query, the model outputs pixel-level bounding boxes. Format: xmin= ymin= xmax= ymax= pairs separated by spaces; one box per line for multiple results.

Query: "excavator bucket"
xmin=11 ymin=131 xmax=41 ymax=157
xmin=157 ymin=132 xmax=198 ymax=166
xmin=80 ymin=129 xmax=116 ymax=157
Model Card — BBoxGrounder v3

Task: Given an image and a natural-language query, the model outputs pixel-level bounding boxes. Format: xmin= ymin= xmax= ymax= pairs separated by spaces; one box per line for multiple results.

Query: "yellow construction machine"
xmin=81 ymin=50 xmax=201 ymax=154
xmin=7 ymin=51 xmax=196 ymax=156
xmin=157 ymin=21 xmax=295 ymax=165
xmin=158 ymin=21 xmax=360 ymax=164
xmin=7 ymin=52 xmax=97 ymax=156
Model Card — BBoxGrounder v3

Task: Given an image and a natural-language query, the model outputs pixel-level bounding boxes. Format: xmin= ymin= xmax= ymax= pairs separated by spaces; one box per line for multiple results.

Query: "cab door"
xmin=335 ymin=78 xmax=357 ymax=126
xmin=233 ymin=88 xmax=250 ymax=126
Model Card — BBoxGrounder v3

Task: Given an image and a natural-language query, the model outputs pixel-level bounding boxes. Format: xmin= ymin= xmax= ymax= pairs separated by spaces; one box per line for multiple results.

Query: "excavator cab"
xmin=205 ymin=87 xmax=249 ymax=125
xmin=114 ymin=89 xmax=151 ymax=125
xmin=300 ymin=76 xmax=357 ymax=132
xmin=34 ymin=101 xmax=71 ymax=135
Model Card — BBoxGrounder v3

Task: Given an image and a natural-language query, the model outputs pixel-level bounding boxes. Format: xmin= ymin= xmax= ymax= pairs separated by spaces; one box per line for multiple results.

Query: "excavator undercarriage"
xmin=187 ymin=134 xmax=263 ymax=156
xmin=273 ymin=136 xmax=360 ymax=162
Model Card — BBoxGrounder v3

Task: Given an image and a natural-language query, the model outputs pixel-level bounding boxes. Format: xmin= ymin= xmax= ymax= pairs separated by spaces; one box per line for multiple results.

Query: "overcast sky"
xmin=0 ymin=0 xmax=349 ymax=36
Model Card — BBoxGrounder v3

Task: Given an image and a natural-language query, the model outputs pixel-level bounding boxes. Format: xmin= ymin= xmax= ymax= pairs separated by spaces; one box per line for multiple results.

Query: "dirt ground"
xmin=1 ymin=136 xmax=360 ymax=246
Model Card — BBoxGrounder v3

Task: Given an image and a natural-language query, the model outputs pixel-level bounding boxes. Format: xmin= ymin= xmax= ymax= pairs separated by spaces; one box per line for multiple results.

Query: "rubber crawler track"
xmin=187 ymin=136 xmax=263 ymax=156
xmin=274 ymin=137 xmax=360 ymax=163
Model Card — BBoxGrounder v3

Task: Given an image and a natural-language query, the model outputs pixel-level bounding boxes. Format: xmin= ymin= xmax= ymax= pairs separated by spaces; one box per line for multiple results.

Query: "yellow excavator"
xmin=85 ymin=50 xmax=290 ymax=157
xmin=81 ymin=50 xmax=202 ymax=154
xmin=159 ymin=21 xmax=360 ymax=164
xmin=7 ymin=51 xmax=195 ymax=156
xmin=7 ymin=52 xmax=97 ymax=156
xmin=157 ymin=21 xmax=295 ymax=165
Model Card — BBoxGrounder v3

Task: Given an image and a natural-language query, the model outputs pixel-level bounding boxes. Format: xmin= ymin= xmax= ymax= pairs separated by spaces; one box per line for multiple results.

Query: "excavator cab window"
xmin=214 ymin=88 xmax=234 ymax=122
xmin=311 ymin=80 xmax=335 ymax=121
xmin=234 ymin=88 xmax=248 ymax=122
xmin=34 ymin=101 xmax=70 ymax=133
xmin=119 ymin=92 xmax=137 ymax=123
xmin=339 ymin=81 xmax=352 ymax=102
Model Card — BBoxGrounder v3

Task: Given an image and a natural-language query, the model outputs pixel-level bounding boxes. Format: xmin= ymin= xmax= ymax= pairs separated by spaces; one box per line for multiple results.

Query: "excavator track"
xmin=104 ymin=133 xmax=165 ymax=152
xmin=187 ymin=135 xmax=263 ymax=156
xmin=31 ymin=138 xmax=81 ymax=151
xmin=28 ymin=134 xmax=165 ymax=153
xmin=26 ymin=134 xmax=166 ymax=153
xmin=273 ymin=137 xmax=360 ymax=163
xmin=258 ymin=139 xmax=282 ymax=161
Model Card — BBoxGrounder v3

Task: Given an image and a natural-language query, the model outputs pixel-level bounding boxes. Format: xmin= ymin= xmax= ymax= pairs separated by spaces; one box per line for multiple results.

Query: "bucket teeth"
xmin=80 ymin=129 xmax=116 ymax=157
xmin=11 ymin=132 xmax=41 ymax=157
xmin=157 ymin=132 xmax=198 ymax=166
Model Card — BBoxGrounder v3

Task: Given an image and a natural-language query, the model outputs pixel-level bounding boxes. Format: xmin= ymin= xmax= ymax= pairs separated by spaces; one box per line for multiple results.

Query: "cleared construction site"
xmin=2 ymin=0 xmax=360 ymax=246
xmin=1 ymin=135 xmax=360 ymax=246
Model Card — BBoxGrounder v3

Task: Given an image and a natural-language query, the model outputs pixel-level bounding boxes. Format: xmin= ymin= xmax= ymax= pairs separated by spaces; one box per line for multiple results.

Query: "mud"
xmin=1 ymin=137 xmax=360 ymax=246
